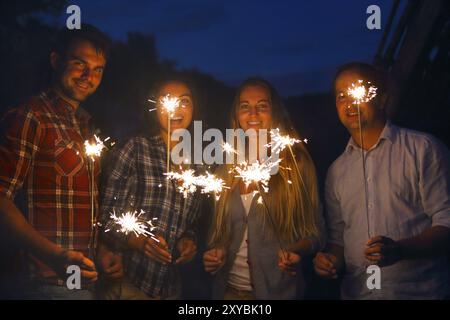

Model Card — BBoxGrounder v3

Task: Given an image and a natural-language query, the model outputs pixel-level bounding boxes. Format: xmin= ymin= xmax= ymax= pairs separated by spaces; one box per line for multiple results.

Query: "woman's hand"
xmin=278 ymin=250 xmax=301 ymax=276
xmin=203 ymin=247 xmax=226 ymax=274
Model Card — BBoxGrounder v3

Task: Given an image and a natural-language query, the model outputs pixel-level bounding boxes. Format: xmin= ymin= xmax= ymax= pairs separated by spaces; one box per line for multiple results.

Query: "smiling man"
xmin=314 ymin=62 xmax=450 ymax=299
xmin=0 ymin=24 xmax=122 ymax=299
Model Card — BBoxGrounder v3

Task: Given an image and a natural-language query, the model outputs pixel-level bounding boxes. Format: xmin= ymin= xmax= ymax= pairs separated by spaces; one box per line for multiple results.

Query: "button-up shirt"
xmin=100 ymin=135 xmax=201 ymax=298
xmin=325 ymin=121 xmax=450 ymax=299
xmin=0 ymin=89 xmax=98 ymax=284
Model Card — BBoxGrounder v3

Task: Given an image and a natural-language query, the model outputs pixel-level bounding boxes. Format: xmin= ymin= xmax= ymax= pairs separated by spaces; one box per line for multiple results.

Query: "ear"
xmin=50 ymin=52 xmax=60 ymax=70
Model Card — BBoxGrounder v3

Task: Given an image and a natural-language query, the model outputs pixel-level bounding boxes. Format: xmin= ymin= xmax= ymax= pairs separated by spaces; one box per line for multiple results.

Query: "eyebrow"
xmin=179 ymin=93 xmax=192 ymax=98
xmin=68 ymin=55 xmax=105 ymax=68
xmin=239 ymin=99 xmax=269 ymax=104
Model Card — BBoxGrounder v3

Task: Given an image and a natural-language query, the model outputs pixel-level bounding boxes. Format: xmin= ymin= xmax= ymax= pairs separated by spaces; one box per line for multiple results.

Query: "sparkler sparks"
xmin=107 ymin=209 xmax=159 ymax=241
xmin=165 ymin=169 xmax=227 ymax=199
xmin=347 ymin=80 xmax=378 ymax=105
xmin=160 ymin=95 xmax=181 ymax=117
xmin=221 ymin=142 xmax=238 ymax=155
xmin=267 ymin=128 xmax=302 ymax=154
xmin=84 ymin=135 xmax=108 ymax=161
xmin=235 ymin=159 xmax=281 ymax=192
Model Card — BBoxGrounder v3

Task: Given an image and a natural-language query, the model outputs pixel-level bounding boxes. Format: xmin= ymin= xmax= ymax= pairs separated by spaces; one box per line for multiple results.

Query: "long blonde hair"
xmin=208 ymin=78 xmax=320 ymax=248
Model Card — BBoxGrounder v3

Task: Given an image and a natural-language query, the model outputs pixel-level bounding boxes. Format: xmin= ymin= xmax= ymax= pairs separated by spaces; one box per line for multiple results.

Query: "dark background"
xmin=0 ymin=0 xmax=449 ymax=299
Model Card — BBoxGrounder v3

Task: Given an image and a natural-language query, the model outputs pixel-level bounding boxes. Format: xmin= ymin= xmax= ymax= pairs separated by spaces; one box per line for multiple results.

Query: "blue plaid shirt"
xmin=100 ymin=135 xmax=201 ymax=297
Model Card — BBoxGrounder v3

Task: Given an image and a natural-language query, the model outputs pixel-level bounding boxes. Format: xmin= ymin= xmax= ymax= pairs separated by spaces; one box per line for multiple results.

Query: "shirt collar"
xmin=345 ymin=120 xmax=396 ymax=153
xmin=43 ymin=88 xmax=91 ymax=122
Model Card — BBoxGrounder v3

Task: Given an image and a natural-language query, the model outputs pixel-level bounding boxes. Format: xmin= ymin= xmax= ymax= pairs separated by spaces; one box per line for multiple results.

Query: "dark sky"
xmin=49 ymin=0 xmax=401 ymax=96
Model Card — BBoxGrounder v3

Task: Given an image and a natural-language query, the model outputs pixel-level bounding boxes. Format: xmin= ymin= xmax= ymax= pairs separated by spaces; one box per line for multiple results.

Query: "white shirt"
xmin=227 ymin=192 xmax=254 ymax=291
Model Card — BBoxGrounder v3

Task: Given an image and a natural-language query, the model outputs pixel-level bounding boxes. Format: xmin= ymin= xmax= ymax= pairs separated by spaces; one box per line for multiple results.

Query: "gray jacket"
xmin=211 ymin=185 xmax=325 ymax=300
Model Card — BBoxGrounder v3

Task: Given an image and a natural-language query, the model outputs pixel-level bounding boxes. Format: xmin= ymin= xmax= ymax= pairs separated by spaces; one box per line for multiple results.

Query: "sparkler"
xmin=267 ymin=129 xmax=313 ymax=209
xmin=165 ymin=169 xmax=227 ymax=200
xmin=84 ymin=135 xmax=112 ymax=258
xmin=235 ymin=159 xmax=281 ymax=193
xmin=221 ymin=142 xmax=239 ymax=155
xmin=106 ymin=209 xmax=159 ymax=242
xmin=347 ymin=80 xmax=378 ymax=239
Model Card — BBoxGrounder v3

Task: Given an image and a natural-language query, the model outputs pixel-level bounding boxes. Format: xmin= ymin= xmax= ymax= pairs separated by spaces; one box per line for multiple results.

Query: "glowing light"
xmin=347 ymin=80 xmax=378 ymax=105
xmin=84 ymin=135 xmax=108 ymax=161
xmin=235 ymin=159 xmax=281 ymax=192
xmin=107 ymin=210 xmax=159 ymax=242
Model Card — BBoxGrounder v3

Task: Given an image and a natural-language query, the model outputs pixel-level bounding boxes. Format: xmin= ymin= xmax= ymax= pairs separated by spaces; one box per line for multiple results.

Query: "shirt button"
xmin=368 ymin=203 xmax=374 ymax=209
xmin=367 ymin=177 xmax=371 ymax=182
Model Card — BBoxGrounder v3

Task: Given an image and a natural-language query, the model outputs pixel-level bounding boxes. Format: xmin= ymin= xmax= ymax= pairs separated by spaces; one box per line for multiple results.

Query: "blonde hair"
xmin=208 ymin=78 xmax=320 ymax=248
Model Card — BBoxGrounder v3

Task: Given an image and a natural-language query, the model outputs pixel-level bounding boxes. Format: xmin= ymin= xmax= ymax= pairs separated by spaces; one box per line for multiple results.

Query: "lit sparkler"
xmin=107 ymin=209 xmax=159 ymax=242
xmin=221 ymin=142 xmax=238 ymax=155
xmin=235 ymin=159 xmax=281 ymax=192
xmin=165 ymin=169 xmax=227 ymax=200
xmin=84 ymin=135 xmax=108 ymax=161
xmin=347 ymin=80 xmax=377 ymax=105
xmin=84 ymin=135 xmax=114 ymax=258
xmin=347 ymin=80 xmax=378 ymax=239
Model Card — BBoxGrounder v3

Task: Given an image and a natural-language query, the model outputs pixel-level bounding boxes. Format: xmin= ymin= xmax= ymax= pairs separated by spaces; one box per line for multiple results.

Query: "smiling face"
xmin=51 ymin=39 xmax=106 ymax=106
xmin=156 ymin=81 xmax=194 ymax=135
xmin=334 ymin=70 xmax=385 ymax=132
xmin=236 ymin=85 xmax=273 ymax=132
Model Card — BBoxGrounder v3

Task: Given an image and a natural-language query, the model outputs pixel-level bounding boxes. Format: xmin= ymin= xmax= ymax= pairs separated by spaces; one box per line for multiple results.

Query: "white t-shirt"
xmin=227 ymin=192 xmax=253 ymax=291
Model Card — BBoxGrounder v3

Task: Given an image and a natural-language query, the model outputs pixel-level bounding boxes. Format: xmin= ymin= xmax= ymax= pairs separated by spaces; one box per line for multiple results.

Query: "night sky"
xmin=47 ymin=0 xmax=401 ymax=96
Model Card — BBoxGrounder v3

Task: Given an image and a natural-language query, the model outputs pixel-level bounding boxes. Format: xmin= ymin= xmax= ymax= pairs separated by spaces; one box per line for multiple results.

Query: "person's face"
xmin=51 ymin=39 xmax=106 ymax=104
xmin=237 ymin=85 xmax=273 ymax=132
xmin=156 ymin=81 xmax=194 ymax=133
xmin=334 ymin=70 xmax=384 ymax=131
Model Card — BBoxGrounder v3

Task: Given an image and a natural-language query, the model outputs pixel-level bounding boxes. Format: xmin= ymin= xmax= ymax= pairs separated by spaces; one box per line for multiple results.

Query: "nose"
xmin=81 ymin=67 xmax=94 ymax=83
xmin=249 ymin=105 xmax=258 ymax=116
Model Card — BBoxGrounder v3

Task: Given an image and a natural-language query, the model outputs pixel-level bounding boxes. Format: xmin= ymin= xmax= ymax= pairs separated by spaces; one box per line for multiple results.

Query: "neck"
xmin=52 ymin=84 xmax=79 ymax=110
xmin=350 ymin=119 xmax=386 ymax=151
xmin=160 ymin=130 xmax=178 ymax=150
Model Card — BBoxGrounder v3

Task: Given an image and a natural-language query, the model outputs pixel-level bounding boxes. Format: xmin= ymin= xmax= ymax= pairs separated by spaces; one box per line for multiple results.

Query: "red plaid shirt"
xmin=0 ymin=89 xmax=99 ymax=283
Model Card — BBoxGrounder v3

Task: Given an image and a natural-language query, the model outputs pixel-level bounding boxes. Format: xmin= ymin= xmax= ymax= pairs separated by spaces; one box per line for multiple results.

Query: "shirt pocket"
xmin=54 ymin=137 xmax=85 ymax=177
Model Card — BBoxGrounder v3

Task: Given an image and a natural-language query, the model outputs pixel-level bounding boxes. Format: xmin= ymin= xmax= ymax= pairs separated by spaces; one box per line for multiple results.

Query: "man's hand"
xmin=203 ymin=247 xmax=226 ymax=274
xmin=51 ymin=250 xmax=98 ymax=283
xmin=97 ymin=245 xmax=123 ymax=280
xmin=175 ymin=237 xmax=197 ymax=265
xmin=278 ymin=250 xmax=301 ymax=276
xmin=313 ymin=252 xmax=339 ymax=279
xmin=365 ymin=236 xmax=402 ymax=267
xmin=143 ymin=235 xmax=172 ymax=265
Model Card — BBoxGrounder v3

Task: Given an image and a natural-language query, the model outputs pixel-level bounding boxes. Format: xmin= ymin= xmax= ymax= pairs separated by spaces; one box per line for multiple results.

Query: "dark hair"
xmin=53 ymin=23 xmax=111 ymax=60
xmin=333 ymin=62 xmax=387 ymax=94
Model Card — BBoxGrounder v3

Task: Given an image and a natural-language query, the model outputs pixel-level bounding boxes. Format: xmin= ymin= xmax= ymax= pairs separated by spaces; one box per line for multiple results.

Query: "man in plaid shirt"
xmin=0 ymin=24 xmax=122 ymax=299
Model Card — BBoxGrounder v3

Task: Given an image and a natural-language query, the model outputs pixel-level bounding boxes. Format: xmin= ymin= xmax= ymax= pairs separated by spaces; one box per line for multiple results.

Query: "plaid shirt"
xmin=0 ymin=89 xmax=99 ymax=283
xmin=100 ymin=135 xmax=201 ymax=298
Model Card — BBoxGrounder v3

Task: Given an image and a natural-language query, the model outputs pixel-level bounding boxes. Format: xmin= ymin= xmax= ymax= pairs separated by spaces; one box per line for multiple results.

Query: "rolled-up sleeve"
xmin=0 ymin=108 xmax=41 ymax=199
xmin=325 ymin=166 xmax=345 ymax=247
xmin=419 ymin=137 xmax=450 ymax=229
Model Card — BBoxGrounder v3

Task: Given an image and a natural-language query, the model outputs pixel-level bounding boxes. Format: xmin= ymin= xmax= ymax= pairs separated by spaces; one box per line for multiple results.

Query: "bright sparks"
xmin=84 ymin=135 xmax=108 ymax=161
xmin=160 ymin=95 xmax=180 ymax=117
xmin=267 ymin=128 xmax=302 ymax=153
xmin=347 ymin=80 xmax=378 ymax=105
xmin=165 ymin=169 xmax=227 ymax=199
xmin=222 ymin=142 xmax=238 ymax=155
xmin=235 ymin=159 xmax=281 ymax=192
xmin=107 ymin=210 xmax=159 ymax=241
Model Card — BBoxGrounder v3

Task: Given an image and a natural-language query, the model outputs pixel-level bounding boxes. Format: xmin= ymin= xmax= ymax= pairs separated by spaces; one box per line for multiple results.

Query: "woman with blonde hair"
xmin=203 ymin=77 xmax=325 ymax=300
